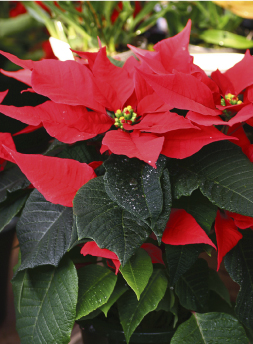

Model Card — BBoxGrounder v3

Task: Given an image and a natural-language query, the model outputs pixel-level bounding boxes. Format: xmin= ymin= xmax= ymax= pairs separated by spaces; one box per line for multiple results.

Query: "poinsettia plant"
xmin=1 ymin=19 xmax=253 ymax=344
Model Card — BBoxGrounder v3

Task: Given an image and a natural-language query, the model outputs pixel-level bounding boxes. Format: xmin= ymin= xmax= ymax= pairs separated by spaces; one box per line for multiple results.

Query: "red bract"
xmin=214 ymin=210 xmax=243 ymax=270
xmin=0 ymin=22 xmax=238 ymax=167
xmin=81 ymin=241 xmax=164 ymax=275
xmin=81 ymin=241 xmax=121 ymax=274
xmin=2 ymin=147 xmax=96 ymax=207
xmin=162 ymin=209 xmax=216 ymax=249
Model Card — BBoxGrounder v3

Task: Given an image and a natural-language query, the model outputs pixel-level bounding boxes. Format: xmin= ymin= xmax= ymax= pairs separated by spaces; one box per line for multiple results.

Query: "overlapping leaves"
xmin=17 ymin=189 xmax=73 ymax=271
xmin=225 ymin=230 xmax=253 ymax=329
xmin=12 ymin=257 xmax=78 ymax=344
xmin=170 ymin=141 xmax=253 ymax=217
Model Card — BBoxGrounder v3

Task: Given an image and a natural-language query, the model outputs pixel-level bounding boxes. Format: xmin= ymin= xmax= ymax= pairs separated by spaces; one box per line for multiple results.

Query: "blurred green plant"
xmin=0 ymin=2 xmax=50 ymax=66
xmin=164 ymin=1 xmax=253 ymax=50
xmin=22 ymin=1 xmax=171 ymax=53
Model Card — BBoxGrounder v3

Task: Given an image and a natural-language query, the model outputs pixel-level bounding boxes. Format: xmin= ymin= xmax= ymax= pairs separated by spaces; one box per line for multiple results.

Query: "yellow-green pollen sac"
xmin=221 ymin=93 xmax=242 ymax=106
xmin=114 ymin=105 xmax=137 ymax=129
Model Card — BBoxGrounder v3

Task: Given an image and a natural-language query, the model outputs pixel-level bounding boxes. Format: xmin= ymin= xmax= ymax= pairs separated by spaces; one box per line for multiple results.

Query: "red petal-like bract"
xmin=137 ymin=69 xmax=221 ymax=117
xmin=0 ymin=101 xmax=113 ymax=144
xmin=186 ymin=111 xmax=225 ymax=126
xmin=154 ymin=19 xmax=192 ymax=74
xmin=224 ymin=50 xmax=253 ymax=95
xmin=92 ymin=47 xmax=134 ymax=111
xmin=0 ymin=133 xmax=16 ymax=163
xmin=1 ymin=69 xmax=32 ymax=86
xmin=215 ymin=210 xmax=243 ymax=270
xmin=13 ymin=124 xmax=43 ymax=136
xmin=162 ymin=209 xmax=216 ymax=249
xmin=4 ymin=147 xmax=96 ymax=207
xmin=161 ymin=125 xmax=236 ymax=159
xmin=226 ymin=211 xmax=253 ymax=229
xmin=0 ymin=90 xmax=8 ymax=103
xmin=130 ymin=111 xmax=198 ymax=134
xmin=141 ymin=243 xmax=164 ymax=265
xmin=0 ymin=50 xmax=34 ymax=70
xmin=30 ymin=59 xmax=105 ymax=112
xmin=81 ymin=241 xmax=120 ymax=274
xmin=101 ymin=130 xmax=164 ymax=168
xmin=211 ymin=69 xmax=235 ymax=96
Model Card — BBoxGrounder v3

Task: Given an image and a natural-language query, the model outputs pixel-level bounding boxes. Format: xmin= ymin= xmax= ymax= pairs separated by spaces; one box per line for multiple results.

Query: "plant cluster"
xmin=0 ymin=20 xmax=253 ymax=344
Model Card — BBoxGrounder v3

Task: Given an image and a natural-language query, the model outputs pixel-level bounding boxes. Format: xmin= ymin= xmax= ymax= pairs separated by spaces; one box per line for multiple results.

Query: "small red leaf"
xmin=81 ymin=241 xmax=120 ymax=274
xmin=141 ymin=243 xmax=164 ymax=265
xmin=162 ymin=209 xmax=216 ymax=249
xmin=215 ymin=210 xmax=243 ymax=270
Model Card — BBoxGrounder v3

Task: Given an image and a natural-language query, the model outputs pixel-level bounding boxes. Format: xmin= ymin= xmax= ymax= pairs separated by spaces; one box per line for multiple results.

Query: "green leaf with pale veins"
xmin=120 ymin=248 xmax=153 ymax=300
xmin=0 ymin=166 xmax=30 ymax=202
xmin=171 ymin=312 xmax=248 ymax=344
xmin=170 ymin=141 xmax=253 ymax=217
xmin=73 ymin=177 xmax=151 ymax=266
xmin=76 ymin=265 xmax=117 ymax=319
xmin=100 ymin=277 xmax=128 ymax=317
xmin=225 ymin=229 xmax=253 ymax=329
xmin=0 ymin=194 xmax=27 ymax=232
xmin=166 ymin=244 xmax=203 ymax=287
xmin=17 ymin=189 xmax=73 ymax=271
xmin=118 ymin=268 xmax=168 ymax=344
xmin=12 ymin=257 xmax=78 ymax=344
xmin=175 ymin=258 xmax=209 ymax=312
xmin=104 ymin=154 xmax=167 ymax=227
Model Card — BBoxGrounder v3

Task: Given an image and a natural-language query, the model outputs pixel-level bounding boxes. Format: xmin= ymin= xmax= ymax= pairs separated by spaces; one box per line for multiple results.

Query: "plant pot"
xmin=80 ymin=319 xmax=175 ymax=344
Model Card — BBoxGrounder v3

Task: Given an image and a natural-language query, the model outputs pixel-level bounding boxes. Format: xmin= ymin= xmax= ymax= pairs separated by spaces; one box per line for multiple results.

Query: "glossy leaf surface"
xmin=171 ymin=312 xmax=248 ymax=344
xmin=17 ymin=190 xmax=73 ymax=271
xmin=12 ymin=258 xmax=78 ymax=344
xmin=73 ymin=177 xmax=151 ymax=265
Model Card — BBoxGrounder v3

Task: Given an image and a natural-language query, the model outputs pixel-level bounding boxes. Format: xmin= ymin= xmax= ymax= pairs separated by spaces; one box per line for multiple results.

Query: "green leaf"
xmin=208 ymin=291 xmax=235 ymax=316
xmin=153 ymin=169 xmax=172 ymax=241
xmin=208 ymin=269 xmax=231 ymax=306
xmin=0 ymin=13 xmax=41 ymax=38
xmin=0 ymin=166 xmax=30 ymax=202
xmin=56 ymin=140 xmax=101 ymax=163
xmin=225 ymin=230 xmax=253 ymax=329
xmin=73 ymin=177 xmax=151 ymax=265
xmin=200 ymin=30 xmax=253 ymax=49
xmin=166 ymin=244 xmax=203 ymax=287
xmin=76 ymin=264 xmax=117 ymax=319
xmin=12 ymin=257 xmax=78 ymax=344
xmin=100 ymin=276 xmax=128 ymax=317
xmin=171 ymin=312 xmax=248 ymax=344
xmin=17 ymin=189 xmax=73 ymax=271
xmin=172 ymin=141 xmax=253 ymax=217
xmin=104 ymin=154 xmax=167 ymax=226
xmin=170 ymin=165 xmax=199 ymax=199
xmin=118 ymin=269 xmax=168 ymax=344
xmin=175 ymin=258 xmax=209 ymax=312
xmin=0 ymin=194 xmax=27 ymax=233
xmin=120 ymin=248 xmax=153 ymax=300
xmin=172 ymin=189 xmax=217 ymax=234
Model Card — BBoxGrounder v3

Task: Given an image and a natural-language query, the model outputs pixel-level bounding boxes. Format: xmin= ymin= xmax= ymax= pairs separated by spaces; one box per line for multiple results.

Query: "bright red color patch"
xmin=214 ymin=210 xmax=243 ymax=270
xmin=3 ymin=147 xmax=96 ymax=207
xmin=162 ymin=208 xmax=216 ymax=249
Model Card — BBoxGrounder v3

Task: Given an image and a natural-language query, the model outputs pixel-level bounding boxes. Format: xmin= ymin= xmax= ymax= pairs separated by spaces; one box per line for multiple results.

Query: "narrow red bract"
xmin=214 ymin=210 xmax=243 ymax=271
xmin=162 ymin=209 xmax=216 ymax=249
